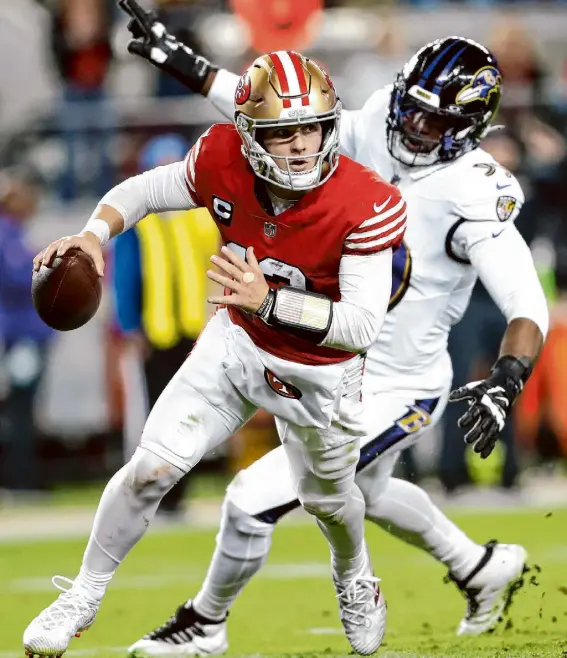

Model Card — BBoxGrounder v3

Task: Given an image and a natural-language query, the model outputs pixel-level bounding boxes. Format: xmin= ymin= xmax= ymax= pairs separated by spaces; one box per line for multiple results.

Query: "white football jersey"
xmin=341 ymin=88 xmax=525 ymax=396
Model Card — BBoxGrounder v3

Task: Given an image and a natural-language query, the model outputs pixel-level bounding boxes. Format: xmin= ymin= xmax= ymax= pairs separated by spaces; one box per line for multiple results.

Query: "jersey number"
xmin=226 ymin=242 xmax=311 ymax=290
xmin=473 ymin=162 xmax=512 ymax=178
xmin=227 ymin=241 xmax=413 ymax=311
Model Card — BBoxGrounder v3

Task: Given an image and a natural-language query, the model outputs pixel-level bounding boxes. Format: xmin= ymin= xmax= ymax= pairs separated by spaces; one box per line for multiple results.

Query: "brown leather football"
xmin=32 ymin=248 xmax=102 ymax=331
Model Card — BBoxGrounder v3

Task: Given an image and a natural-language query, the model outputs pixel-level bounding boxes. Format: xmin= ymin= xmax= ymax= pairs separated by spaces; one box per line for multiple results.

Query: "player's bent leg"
xmin=23 ymin=447 xmax=185 ymax=658
xmin=24 ymin=315 xmax=256 ymax=657
xmin=280 ymin=419 xmax=385 ymax=656
xmin=356 ymin=392 xmax=527 ymax=636
xmin=365 ymin=479 xmax=527 ymax=635
xmin=128 ymin=445 xmax=297 ymax=656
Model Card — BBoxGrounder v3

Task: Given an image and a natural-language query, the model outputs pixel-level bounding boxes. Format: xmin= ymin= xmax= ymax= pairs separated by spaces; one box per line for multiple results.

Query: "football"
xmin=31 ymin=248 xmax=102 ymax=331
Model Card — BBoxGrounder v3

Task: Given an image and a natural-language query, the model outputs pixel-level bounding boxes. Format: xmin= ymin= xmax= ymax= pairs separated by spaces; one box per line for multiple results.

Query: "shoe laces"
xmin=36 ymin=576 xmax=96 ymax=630
xmin=336 ymin=574 xmax=381 ymax=628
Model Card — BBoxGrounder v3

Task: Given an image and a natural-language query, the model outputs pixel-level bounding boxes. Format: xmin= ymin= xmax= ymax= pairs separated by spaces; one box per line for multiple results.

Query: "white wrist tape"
xmin=272 ymin=287 xmax=333 ymax=334
xmin=81 ymin=218 xmax=111 ymax=247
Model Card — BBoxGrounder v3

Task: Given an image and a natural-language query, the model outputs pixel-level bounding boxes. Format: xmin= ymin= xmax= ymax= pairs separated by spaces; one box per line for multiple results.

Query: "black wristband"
xmin=255 ymin=288 xmax=276 ymax=324
xmin=491 ymin=355 xmax=533 ymax=386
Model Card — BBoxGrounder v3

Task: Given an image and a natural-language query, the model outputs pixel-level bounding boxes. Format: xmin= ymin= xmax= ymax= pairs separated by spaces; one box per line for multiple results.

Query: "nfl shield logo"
xmin=264 ymin=222 xmax=277 ymax=238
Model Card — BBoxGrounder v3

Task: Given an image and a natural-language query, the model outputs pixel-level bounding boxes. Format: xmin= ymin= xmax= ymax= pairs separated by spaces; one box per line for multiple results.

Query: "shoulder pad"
xmin=450 ymin=150 xmax=524 ymax=224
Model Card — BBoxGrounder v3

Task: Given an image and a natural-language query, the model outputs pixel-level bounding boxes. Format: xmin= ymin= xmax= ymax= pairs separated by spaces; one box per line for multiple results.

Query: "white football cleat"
xmin=333 ymin=551 xmax=386 ymax=655
xmin=128 ymin=600 xmax=228 ymax=656
xmin=451 ymin=541 xmax=528 ymax=636
xmin=23 ymin=576 xmax=99 ymax=657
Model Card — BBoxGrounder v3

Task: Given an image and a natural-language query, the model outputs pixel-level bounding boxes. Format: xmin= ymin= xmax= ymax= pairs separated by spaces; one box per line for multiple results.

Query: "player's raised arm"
xmin=118 ymin=0 xmax=238 ymax=119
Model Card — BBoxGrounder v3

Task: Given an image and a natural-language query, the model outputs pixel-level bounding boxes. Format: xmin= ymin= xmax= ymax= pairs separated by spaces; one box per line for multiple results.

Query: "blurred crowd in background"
xmin=1 ymin=0 xmax=567 ymax=513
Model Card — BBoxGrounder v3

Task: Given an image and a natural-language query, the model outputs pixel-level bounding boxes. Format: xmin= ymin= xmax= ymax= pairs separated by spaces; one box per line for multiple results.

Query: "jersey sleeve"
xmin=467 ymin=224 xmax=549 ymax=338
xmin=184 ymin=128 xmax=213 ymax=207
xmin=343 ymin=186 xmax=407 ymax=256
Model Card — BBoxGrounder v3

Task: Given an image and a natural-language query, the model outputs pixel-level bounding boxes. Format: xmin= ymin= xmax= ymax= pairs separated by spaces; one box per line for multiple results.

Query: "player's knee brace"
xmin=126 ymin=447 xmax=185 ymax=503
xmin=218 ymin=499 xmax=274 ymax=561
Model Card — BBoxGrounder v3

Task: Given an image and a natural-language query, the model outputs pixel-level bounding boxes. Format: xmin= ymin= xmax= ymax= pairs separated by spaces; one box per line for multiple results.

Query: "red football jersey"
xmin=185 ymin=124 xmax=406 ymax=365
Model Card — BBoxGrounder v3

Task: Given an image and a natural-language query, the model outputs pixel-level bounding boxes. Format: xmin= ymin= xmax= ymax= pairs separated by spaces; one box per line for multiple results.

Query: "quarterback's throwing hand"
xmin=33 ymin=232 xmax=105 ymax=277
xmin=207 ymin=246 xmax=270 ymax=314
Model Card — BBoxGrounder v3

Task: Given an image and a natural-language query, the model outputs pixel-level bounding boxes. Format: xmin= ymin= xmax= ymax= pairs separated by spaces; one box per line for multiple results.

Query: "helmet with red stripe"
xmin=234 ymin=50 xmax=341 ymax=191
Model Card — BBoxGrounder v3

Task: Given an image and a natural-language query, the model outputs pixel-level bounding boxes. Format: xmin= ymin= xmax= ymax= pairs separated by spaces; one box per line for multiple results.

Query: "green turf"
xmin=1 ymin=509 xmax=566 ymax=657
xmin=41 ymin=473 xmax=233 ymax=509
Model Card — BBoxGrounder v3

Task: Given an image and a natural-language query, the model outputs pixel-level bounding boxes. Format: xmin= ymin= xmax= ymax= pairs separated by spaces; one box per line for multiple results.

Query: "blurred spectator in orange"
xmin=515 ymin=295 xmax=567 ymax=463
xmin=0 ymin=167 xmax=52 ymax=495
xmin=38 ymin=0 xmax=114 ymax=200
xmin=230 ymin=0 xmax=323 ymax=54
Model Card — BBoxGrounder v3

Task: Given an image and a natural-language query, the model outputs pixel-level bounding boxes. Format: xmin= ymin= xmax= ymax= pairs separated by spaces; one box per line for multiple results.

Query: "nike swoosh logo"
xmin=373 ymin=197 xmax=392 ymax=214
xmin=492 ymin=229 xmax=505 ymax=238
xmin=496 ymin=183 xmax=511 ymax=190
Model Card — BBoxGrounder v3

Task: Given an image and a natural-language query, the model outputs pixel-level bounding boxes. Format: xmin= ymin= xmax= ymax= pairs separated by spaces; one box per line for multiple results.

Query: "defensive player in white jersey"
xmin=119 ymin=10 xmax=549 ymax=656
xmin=23 ymin=51 xmax=408 ymax=657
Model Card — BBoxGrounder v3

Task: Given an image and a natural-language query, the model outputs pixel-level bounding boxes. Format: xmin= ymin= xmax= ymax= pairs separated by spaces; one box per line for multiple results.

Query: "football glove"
xmin=117 ymin=0 xmax=217 ymax=93
xmin=449 ymin=355 xmax=533 ymax=459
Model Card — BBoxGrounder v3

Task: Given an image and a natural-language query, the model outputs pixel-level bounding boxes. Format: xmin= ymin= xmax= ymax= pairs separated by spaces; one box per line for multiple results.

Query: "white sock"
xmin=365 ymin=477 xmax=484 ymax=580
xmin=76 ymin=448 xmax=184 ymax=601
xmin=73 ymin=565 xmax=115 ymax=602
xmin=193 ymin=500 xmax=273 ymax=621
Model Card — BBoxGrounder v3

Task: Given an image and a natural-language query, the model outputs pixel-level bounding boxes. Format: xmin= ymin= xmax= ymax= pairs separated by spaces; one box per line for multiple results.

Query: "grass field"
xmin=1 ymin=506 xmax=566 ymax=658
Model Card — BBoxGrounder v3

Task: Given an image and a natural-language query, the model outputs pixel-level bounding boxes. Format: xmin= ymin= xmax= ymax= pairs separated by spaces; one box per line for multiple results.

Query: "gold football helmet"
xmin=233 ymin=50 xmax=341 ymax=191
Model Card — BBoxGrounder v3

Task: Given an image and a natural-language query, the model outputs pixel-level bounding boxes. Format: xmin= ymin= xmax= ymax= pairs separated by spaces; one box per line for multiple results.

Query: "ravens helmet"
xmin=387 ymin=37 xmax=502 ymax=167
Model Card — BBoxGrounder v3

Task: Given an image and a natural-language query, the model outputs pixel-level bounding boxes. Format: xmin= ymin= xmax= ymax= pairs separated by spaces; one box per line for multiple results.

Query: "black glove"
xmin=117 ymin=0 xmax=217 ymax=93
xmin=448 ymin=355 xmax=532 ymax=459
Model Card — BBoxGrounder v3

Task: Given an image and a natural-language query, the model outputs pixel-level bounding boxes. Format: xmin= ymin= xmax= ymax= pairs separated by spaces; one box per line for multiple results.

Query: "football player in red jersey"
xmin=25 ymin=52 xmax=406 ymax=657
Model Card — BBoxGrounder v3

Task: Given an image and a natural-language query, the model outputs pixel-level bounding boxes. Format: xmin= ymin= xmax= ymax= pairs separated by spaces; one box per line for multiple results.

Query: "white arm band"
xmin=256 ymin=250 xmax=392 ymax=352
xmin=96 ymin=161 xmax=198 ymax=233
xmin=80 ymin=218 xmax=110 ymax=246
xmin=208 ymin=69 xmax=240 ymax=120
xmin=467 ymin=224 xmax=549 ymax=338
xmin=321 ymin=249 xmax=392 ymax=352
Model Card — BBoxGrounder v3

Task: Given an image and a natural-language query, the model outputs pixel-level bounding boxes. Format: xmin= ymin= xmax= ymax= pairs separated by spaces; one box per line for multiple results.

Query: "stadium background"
xmin=0 ymin=2 xmax=566 ymax=656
